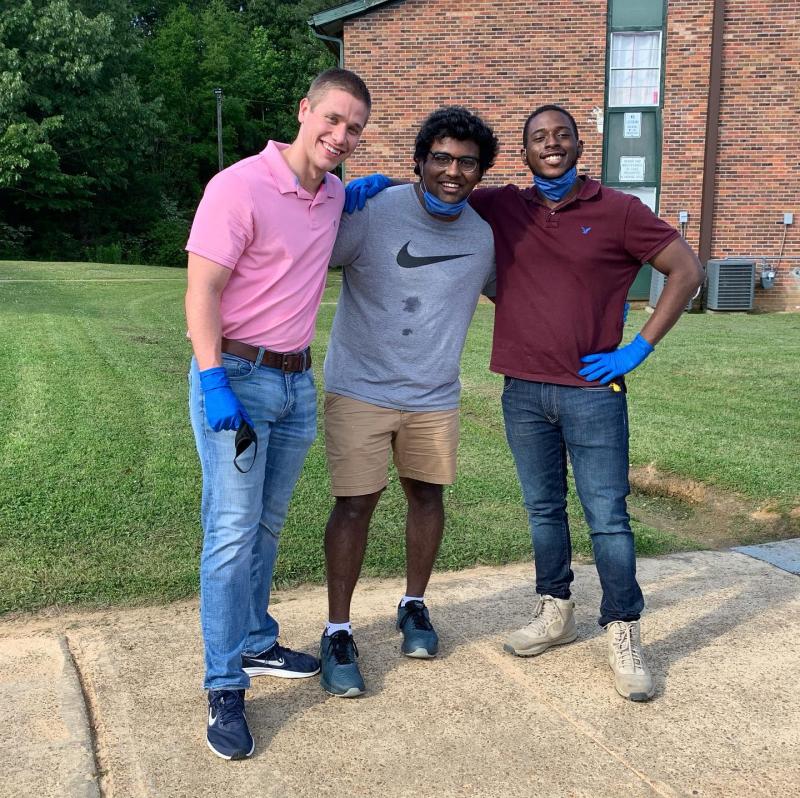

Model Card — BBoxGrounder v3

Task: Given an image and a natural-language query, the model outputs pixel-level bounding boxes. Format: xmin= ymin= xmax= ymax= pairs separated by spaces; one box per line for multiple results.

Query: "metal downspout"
xmin=698 ymin=0 xmax=725 ymax=271
xmin=311 ymin=31 xmax=344 ymax=68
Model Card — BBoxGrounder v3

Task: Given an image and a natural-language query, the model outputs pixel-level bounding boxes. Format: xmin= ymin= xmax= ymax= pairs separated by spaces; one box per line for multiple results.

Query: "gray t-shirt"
xmin=324 ymin=184 xmax=495 ymax=411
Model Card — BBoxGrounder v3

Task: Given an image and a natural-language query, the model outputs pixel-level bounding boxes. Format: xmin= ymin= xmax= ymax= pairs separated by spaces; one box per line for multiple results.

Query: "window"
xmin=609 ymin=32 xmax=661 ymax=107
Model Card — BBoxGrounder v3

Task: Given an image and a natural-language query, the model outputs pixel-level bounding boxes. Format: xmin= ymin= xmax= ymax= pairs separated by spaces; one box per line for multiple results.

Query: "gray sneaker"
xmin=396 ymin=600 xmax=438 ymax=658
xmin=606 ymin=620 xmax=654 ymax=702
xmin=504 ymin=595 xmax=578 ymax=657
xmin=319 ymin=631 xmax=365 ymax=698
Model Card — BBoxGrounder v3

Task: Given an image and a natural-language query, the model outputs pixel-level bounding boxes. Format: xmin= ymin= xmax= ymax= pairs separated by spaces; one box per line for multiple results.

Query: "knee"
xmin=405 ymin=481 xmax=443 ymax=513
xmin=259 ymin=520 xmax=282 ymax=543
xmin=585 ymin=504 xmax=630 ymax=535
xmin=332 ymin=492 xmax=382 ymax=523
xmin=524 ymin=498 xmax=567 ymax=517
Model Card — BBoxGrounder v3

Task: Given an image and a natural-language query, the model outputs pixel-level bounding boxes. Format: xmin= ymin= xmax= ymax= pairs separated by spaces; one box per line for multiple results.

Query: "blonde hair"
xmin=307 ymin=68 xmax=371 ymax=110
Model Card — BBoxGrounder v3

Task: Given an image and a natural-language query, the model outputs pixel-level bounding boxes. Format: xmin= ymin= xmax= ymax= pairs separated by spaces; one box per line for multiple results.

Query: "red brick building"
xmin=310 ymin=0 xmax=800 ymax=311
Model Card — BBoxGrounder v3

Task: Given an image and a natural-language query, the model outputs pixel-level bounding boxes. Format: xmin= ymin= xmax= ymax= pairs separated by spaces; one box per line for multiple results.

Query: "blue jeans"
xmin=501 ymin=378 xmax=644 ymax=626
xmin=189 ymin=353 xmax=317 ymax=690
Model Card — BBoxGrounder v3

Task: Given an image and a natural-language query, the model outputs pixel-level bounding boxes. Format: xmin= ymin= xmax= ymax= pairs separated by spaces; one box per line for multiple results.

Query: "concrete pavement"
xmin=1 ymin=549 xmax=799 ymax=797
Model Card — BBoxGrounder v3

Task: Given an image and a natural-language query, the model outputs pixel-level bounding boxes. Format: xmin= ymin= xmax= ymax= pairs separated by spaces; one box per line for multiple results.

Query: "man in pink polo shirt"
xmin=184 ymin=68 xmax=370 ymax=760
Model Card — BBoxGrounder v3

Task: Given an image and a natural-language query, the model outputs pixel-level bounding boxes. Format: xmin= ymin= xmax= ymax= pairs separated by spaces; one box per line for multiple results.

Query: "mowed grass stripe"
xmin=1 ymin=261 xmax=799 ymax=613
xmin=0 ymin=276 xmax=200 ymax=609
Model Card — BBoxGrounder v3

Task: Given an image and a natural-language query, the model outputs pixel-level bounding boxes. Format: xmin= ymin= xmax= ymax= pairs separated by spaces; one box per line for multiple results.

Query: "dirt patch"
xmin=628 ymin=464 xmax=800 ymax=550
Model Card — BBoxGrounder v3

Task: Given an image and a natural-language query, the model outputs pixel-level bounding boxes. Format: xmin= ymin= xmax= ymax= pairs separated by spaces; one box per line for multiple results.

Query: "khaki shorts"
xmin=324 ymin=393 xmax=460 ymax=496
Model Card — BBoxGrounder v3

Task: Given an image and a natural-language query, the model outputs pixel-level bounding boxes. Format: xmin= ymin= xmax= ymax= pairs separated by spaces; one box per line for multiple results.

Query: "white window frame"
xmin=608 ymin=31 xmax=662 ymax=108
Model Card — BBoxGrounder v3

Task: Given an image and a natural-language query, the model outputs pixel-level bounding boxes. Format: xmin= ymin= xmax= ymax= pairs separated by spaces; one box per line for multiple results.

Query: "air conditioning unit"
xmin=706 ymin=259 xmax=755 ymax=311
xmin=648 ymin=270 xmax=695 ymax=311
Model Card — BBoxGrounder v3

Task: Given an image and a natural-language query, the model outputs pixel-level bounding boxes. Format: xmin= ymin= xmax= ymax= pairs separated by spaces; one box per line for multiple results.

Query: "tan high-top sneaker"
xmin=606 ymin=620 xmax=655 ymax=701
xmin=504 ymin=595 xmax=578 ymax=657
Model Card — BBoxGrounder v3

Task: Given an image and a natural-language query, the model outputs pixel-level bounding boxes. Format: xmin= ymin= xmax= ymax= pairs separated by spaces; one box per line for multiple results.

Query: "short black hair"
xmin=522 ymin=105 xmax=579 ymax=146
xmin=308 ymin=68 xmax=371 ymax=110
xmin=413 ymin=106 xmax=499 ymax=176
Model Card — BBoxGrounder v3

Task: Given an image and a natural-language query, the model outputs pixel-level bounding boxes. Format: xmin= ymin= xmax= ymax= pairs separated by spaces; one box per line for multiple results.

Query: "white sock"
xmin=325 ymin=621 xmax=352 ymax=636
xmin=400 ymin=595 xmax=425 ymax=607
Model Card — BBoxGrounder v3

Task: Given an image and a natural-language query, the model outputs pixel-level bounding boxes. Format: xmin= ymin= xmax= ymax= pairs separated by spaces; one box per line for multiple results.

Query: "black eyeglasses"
xmin=234 ymin=421 xmax=258 ymax=473
xmin=428 ymin=151 xmax=480 ymax=174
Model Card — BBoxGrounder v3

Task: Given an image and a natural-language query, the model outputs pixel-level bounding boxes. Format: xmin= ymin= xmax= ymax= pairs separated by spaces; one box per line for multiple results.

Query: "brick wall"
xmin=660 ymin=0 xmax=713 ymax=257
xmin=712 ymin=0 xmax=800 ymax=311
xmin=343 ymin=0 xmax=608 ymax=186
xmin=341 ymin=0 xmax=800 ymax=310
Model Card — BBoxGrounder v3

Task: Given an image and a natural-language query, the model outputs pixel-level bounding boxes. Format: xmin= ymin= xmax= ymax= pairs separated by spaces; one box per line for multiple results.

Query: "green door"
xmin=602 ymin=1 xmax=667 ymax=300
xmin=603 ymin=109 xmax=661 ymax=299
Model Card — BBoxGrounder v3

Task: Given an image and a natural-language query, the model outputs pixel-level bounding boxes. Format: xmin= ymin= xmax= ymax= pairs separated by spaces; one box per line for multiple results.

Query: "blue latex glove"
xmin=343 ymin=173 xmax=392 ymax=213
xmin=578 ymin=333 xmax=654 ymax=385
xmin=198 ymin=367 xmax=253 ymax=432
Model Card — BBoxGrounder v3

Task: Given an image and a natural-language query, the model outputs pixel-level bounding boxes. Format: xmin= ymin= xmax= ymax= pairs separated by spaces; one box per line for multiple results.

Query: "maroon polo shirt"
xmin=469 ymin=178 xmax=680 ymax=387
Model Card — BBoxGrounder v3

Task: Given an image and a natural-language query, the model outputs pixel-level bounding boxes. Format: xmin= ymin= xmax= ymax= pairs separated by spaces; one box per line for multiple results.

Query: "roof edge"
xmin=308 ymin=0 xmax=399 ymax=37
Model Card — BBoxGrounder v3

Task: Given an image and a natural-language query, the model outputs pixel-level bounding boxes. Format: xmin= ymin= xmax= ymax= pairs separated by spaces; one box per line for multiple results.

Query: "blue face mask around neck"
xmin=420 ymin=178 xmax=468 ymax=217
xmin=533 ymin=166 xmax=578 ymax=201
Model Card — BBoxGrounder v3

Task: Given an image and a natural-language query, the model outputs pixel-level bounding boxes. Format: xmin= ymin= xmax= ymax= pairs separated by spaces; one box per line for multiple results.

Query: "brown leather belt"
xmin=221 ymin=338 xmax=311 ymax=372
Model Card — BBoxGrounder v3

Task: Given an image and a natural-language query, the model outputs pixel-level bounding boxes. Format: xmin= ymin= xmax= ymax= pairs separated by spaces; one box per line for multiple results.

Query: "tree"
xmin=0 ymin=0 xmax=163 ymax=256
xmin=0 ymin=0 xmax=336 ymax=262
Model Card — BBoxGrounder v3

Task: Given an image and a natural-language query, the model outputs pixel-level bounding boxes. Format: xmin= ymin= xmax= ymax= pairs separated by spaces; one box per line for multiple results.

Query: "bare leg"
xmin=399 ymin=478 xmax=444 ymax=597
xmin=324 ymin=492 xmax=382 ymax=622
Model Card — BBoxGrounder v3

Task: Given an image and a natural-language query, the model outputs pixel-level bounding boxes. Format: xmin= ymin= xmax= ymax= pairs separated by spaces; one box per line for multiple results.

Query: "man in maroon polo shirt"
xmin=467 ymin=105 xmax=703 ymax=701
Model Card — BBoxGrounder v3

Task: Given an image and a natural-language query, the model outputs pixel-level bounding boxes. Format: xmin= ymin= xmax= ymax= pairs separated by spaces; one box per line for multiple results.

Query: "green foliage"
xmin=0 ymin=0 xmax=335 ymax=262
xmin=0 ymin=222 xmax=32 ymax=258
xmin=0 ymin=1 xmax=162 ymax=214
xmin=146 ymin=195 xmax=192 ymax=266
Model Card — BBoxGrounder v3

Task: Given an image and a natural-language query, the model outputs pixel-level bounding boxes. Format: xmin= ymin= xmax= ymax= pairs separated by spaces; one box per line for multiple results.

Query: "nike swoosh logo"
xmin=396 ymin=242 xmax=474 ymax=268
xmin=266 ymin=658 xmax=285 ymax=667
xmin=208 ymin=708 xmax=217 ymax=727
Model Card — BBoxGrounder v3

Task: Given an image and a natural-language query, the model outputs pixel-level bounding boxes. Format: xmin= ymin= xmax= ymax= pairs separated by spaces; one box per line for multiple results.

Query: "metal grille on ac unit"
xmin=706 ymin=259 xmax=755 ymax=311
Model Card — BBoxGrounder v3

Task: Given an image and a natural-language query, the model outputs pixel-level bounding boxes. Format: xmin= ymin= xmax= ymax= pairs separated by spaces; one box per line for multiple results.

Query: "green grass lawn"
xmin=1 ymin=260 xmax=798 ymax=614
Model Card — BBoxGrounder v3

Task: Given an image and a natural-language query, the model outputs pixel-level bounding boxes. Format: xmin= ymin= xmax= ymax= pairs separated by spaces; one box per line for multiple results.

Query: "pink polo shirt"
xmin=186 ymin=140 xmax=344 ymax=351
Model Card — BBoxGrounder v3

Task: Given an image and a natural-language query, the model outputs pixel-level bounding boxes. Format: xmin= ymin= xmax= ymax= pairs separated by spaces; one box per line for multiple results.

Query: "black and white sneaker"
xmin=242 ymin=642 xmax=320 ymax=678
xmin=207 ymin=689 xmax=254 ymax=760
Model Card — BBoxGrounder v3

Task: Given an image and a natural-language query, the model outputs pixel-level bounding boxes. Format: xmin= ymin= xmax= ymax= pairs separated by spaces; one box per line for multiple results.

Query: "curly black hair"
xmin=413 ymin=106 xmax=499 ymax=177
xmin=522 ymin=105 xmax=579 ymax=147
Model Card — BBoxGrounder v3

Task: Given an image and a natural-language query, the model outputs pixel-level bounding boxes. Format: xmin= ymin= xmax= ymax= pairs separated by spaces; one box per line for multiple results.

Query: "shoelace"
xmin=399 ymin=601 xmax=433 ymax=631
xmin=269 ymin=643 xmax=289 ymax=659
xmin=524 ymin=596 xmax=558 ymax=633
xmin=329 ymin=631 xmax=358 ymax=665
xmin=612 ymin=623 xmax=644 ymax=672
xmin=210 ymin=690 xmax=245 ymax=727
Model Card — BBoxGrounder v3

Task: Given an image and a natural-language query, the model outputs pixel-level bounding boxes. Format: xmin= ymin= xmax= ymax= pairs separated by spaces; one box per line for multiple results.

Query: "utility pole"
xmin=214 ymin=87 xmax=224 ymax=171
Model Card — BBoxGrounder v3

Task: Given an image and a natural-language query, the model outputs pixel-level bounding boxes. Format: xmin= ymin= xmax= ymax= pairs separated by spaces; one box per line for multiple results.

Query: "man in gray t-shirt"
xmin=319 ymin=107 xmax=498 ymax=698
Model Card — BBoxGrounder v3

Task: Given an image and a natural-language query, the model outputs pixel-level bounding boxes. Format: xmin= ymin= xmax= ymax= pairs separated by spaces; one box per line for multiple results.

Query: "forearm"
xmin=185 ymin=254 xmax=231 ymax=371
xmin=640 ymin=239 xmax=704 ymax=345
xmin=186 ymin=287 xmax=224 ymax=370
xmin=639 ymin=270 xmax=700 ymax=345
